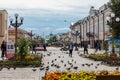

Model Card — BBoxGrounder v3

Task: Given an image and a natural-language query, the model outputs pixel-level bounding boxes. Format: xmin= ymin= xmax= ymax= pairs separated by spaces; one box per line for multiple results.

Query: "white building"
xmin=70 ymin=2 xmax=111 ymax=48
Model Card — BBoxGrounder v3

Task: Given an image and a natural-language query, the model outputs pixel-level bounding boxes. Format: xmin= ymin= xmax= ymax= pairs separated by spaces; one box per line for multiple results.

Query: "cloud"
xmin=1 ymin=0 xmax=109 ymax=35
xmin=0 ymin=0 xmax=109 ymax=11
xmin=56 ymin=27 xmax=70 ymax=31
xmin=23 ymin=27 xmax=38 ymax=31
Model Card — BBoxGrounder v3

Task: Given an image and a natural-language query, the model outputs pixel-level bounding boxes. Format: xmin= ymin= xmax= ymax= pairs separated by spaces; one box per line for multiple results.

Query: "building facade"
xmin=8 ymin=27 xmax=30 ymax=43
xmin=0 ymin=10 xmax=8 ymax=44
xmin=70 ymin=2 xmax=111 ymax=48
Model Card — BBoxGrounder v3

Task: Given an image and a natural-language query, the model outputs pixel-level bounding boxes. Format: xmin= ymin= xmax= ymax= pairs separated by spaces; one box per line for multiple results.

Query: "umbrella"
xmin=105 ymin=38 xmax=120 ymax=43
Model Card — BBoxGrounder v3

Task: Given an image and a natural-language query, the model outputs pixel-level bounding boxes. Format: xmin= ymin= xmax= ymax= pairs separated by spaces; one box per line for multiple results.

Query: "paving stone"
xmin=0 ymin=47 xmax=118 ymax=80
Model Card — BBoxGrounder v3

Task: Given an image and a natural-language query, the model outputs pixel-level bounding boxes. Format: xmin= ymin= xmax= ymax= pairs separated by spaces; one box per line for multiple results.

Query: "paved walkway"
xmin=0 ymin=47 xmax=118 ymax=80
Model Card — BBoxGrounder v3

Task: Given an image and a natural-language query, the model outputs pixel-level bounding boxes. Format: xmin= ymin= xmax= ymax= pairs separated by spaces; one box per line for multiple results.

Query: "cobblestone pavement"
xmin=0 ymin=47 xmax=118 ymax=80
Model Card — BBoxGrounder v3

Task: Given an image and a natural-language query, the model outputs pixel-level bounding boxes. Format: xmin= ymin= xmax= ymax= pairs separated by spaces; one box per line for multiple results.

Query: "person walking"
xmin=1 ymin=41 xmax=6 ymax=60
xmin=94 ymin=41 xmax=98 ymax=52
xmin=84 ymin=43 xmax=88 ymax=54
xmin=43 ymin=44 xmax=47 ymax=51
xmin=32 ymin=43 xmax=36 ymax=54
xmin=68 ymin=42 xmax=74 ymax=57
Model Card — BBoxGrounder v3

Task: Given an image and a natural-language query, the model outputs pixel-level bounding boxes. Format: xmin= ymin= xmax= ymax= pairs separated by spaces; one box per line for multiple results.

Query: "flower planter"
xmin=96 ymin=75 xmax=120 ymax=80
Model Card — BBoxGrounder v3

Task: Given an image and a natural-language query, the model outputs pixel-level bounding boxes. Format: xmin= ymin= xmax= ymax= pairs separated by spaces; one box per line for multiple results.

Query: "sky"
xmin=0 ymin=0 xmax=109 ymax=36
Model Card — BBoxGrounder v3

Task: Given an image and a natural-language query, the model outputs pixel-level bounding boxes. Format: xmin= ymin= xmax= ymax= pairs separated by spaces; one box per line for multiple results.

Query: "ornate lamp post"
xmin=10 ymin=13 xmax=24 ymax=54
xmin=68 ymin=32 xmax=71 ymax=42
xmin=78 ymin=22 xmax=82 ymax=47
xmin=29 ymin=30 xmax=35 ymax=54
xmin=72 ymin=29 xmax=80 ymax=51
xmin=106 ymin=13 xmax=120 ymax=54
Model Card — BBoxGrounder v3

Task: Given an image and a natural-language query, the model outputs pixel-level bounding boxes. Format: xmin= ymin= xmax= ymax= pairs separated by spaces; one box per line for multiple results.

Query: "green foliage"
xmin=0 ymin=60 xmax=40 ymax=67
xmin=40 ymin=38 xmax=45 ymax=44
xmin=47 ymin=36 xmax=56 ymax=44
xmin=115 ymin=43 xmax=120 ymax=56
xmin=103 ymin=41 xmax=109 ymax=53
xmin=109 ymin=0 xmax=120 ymax=38
xmin=110 ymin=0 xmax=120 ymax=17
xmin=18 ymin=38 xmax=29 ymax=60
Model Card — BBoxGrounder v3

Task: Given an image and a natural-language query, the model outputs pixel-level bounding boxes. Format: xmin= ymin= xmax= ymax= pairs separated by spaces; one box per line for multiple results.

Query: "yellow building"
xmin=8 ymin=27 xmax=30 ymax=43
xmin=0 ymin=10 xmax=8 ymax=45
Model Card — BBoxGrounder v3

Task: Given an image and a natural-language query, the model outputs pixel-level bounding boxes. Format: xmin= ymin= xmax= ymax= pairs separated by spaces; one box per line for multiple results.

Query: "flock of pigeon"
xmin=0 ymin=50 xmax=119 ymax=72
xmin=39 ymin=51 xmax=109 ymax=73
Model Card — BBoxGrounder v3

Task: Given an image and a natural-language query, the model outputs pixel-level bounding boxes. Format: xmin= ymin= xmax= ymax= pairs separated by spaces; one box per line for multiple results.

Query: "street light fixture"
xmin=68 ymin=32 xmax=71 ymax=42
xmin=72 ymin=29 xmax=80 ymax=51
xmin=10 ymin=13 xmax=24 ymax=54
xmin=106 ymin=12 xmax=120 ymax=54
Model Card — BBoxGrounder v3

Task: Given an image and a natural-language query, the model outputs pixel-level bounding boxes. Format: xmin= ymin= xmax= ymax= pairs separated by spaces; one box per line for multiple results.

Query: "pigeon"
xmin=46 ymin=66 xmax=49 ymax=71
xmin=91 ymin=63 xmax=93 ymax=65
xmin=95 ymin=66 xmax=97 ymax=69
xmin=64 ymin=64 xmax=66 ymax=67
xmin=71 ymin=65 xmax=73 ymax=68
xmin=51 ymin=60 xmax=54 ymax=63
xmin=61 ymin=60 xmax=64 ymax=63
xmin=97 ymin=64 xmax=100 ymax=66
xmin=40 ymin=67 xmax=44 ymax=70
xmin=51 ymin=64 xmax=54 ymax=66
xmin=13 ymin=67 xmax=16 ymax=70
xmin=66 ymin=67 xmax=71 ymax=71
xmin=88 ymin=64 xmax=90 ymax=67
xmin=116 ymin=67 xmax=119 ymax=70
xmin=85 ymin=63 xmax=88 ymax=66
xmin=69 ymin=63 xmax=72 ymax=65
xmin=67 ymin=61 xmax=70 ymax=64
xmin=82 ymin=64 xmax=84 ymax=66
xmin=32 ymin=68 xmax=36 ymax=71
xmin=72 ymin=59 xmax=74 ymax=62
xmin=7 ymin=66 xmax=10 ymax=70
xmin=56 ymin=65 xmax=60 ymax=68
xmin=54 ymin=64 xmax=57 ymax=67
xmin=101 ymin=62 xmax=104 ymax=65
xmin=74 ymin=61 xmax=76 ymax=64
xmin=47 ymin=54 xmax=50 ymax=56
xmin=55 ymin=59 xmax=57 ymax=61
xmin=73 ymin=66 xmax=78 ymax=70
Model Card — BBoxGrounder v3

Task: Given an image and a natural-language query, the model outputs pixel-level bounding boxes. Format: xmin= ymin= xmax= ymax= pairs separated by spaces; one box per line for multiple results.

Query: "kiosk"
xmin=6 ymin=40 xmax=15 ymax=59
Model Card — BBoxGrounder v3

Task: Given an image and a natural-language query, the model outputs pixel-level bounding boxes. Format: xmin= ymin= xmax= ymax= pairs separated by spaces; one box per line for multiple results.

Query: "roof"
xmin=8 ymin=27 xmax=28 ymax=34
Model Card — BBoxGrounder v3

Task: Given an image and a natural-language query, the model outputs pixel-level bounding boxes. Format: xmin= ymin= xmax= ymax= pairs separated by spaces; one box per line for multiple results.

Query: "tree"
xmin=109 ymin=0 xmax=120 ymax=38
xmin=103 ymin=41 xmax=109 ymax=54
xmin=115 ymin=43 xmax=120 ymax=56
xmin=40 ymin=38 xmax=45 ymax=44
xmin=18 ymin=38 xmax=29 ymax=61
xmin=47 ymin=36 xmax=56 ymax=44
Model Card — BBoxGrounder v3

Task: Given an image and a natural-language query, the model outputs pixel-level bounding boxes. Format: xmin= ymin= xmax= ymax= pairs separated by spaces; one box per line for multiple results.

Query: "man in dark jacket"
xmin=43 ymin=44 xmax=46 ymax=51
xmin=1 ymin=41 xmax=6 ymax=59
xmin=84 ymin=43 xmax=88 ymax=54
xmin=68 ymin=42 xmax=74 ymax=57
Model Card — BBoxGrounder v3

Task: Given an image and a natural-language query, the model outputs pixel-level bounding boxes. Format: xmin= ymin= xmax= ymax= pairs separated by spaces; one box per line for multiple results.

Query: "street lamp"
xmin=72 ymin=29 xmax=80 ymax=51
xmin=10 ymin=13 xmax=24 ymax=54
xmin=29 ymin=30 xmax=35 ymax=54
xmin=106 ymin=13 xmax=120 ymax=54
xmin=67 ymin=32 xmax=71 ymax=42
